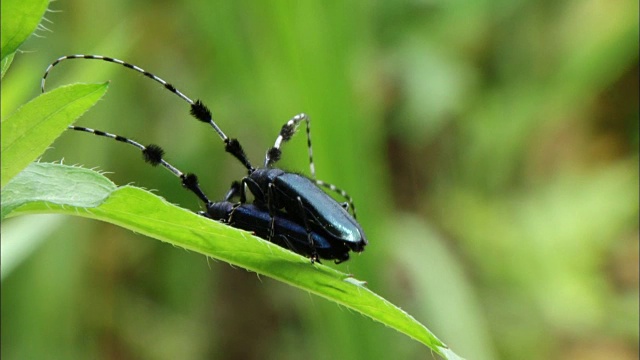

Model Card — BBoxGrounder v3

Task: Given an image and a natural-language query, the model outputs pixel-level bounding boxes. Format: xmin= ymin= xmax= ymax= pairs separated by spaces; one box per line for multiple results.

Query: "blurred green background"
xmin=2 ymin=1 xmax=638 ymax=359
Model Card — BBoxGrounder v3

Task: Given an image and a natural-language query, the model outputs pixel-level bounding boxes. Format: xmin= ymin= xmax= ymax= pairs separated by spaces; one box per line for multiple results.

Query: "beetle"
xmin=62 ymin=125 xmax=357 ymax=263
xmin=43 ymin=55 xmax=368 ymax=262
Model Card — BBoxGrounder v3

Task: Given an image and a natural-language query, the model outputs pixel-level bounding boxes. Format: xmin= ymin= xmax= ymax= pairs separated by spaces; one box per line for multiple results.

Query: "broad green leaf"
xmin=1 ymin=162 xmax=464 ymax=360
xmin=1 ymin=52 xmax=14 ymax=79
xmin=1 ymin=83 xmax=108 ymax=188
xmin=1 ymin=0 xmax=49 ymax=60
xmin=1 ymin=162 xmax=116 ymax=219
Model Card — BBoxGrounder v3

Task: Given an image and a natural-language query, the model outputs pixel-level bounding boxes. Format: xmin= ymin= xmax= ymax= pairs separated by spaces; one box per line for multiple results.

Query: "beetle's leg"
xmin=222 ymin=181 xmax=243 ymax=201
xmin=266 ymin=183 xmax=277 ymax=240
xmin=296 ymin=196 xmax=319 ymax=263
xmin=232 ymin=176 xmax=265 ymax=207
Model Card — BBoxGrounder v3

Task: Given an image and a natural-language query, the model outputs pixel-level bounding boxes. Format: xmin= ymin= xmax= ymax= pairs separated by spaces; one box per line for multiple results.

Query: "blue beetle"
xmin=42 ymin=54 xmax=368 ymax=262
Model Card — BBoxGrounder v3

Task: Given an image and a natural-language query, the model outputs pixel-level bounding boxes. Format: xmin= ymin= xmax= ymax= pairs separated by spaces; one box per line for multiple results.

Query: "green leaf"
xmin=1 ymin=162 xmax=464 ymax=360
xmin=1 ymin=52 xmax=14 ymax=79
xmin=1 ymin=163 xmax=116 ymax=220
xmin=1 ymin=83 xmax=109 ymax=189
xmin=0 ymin=0 xmax=49 ymax=60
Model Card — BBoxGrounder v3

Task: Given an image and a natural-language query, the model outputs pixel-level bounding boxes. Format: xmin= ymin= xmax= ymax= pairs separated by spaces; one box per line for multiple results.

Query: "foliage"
xmin=1 ymin=0 xmax=637 ymax=359
xmin=1 ymin=1 xmax=464 ymax=359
